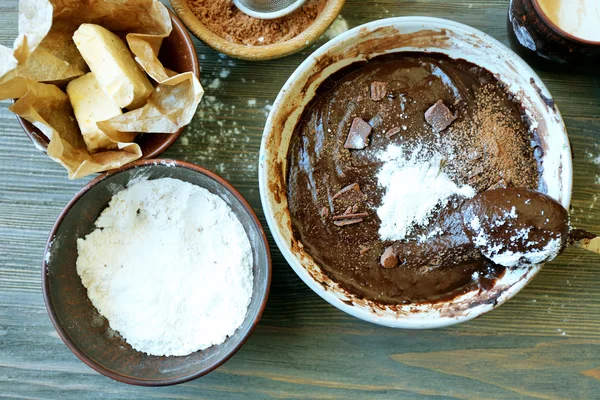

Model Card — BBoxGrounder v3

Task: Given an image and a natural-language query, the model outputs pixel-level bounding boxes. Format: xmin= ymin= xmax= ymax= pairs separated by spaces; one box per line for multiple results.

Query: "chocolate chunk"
xmin=385 ymin=127 xmax=402 ymax=139
xmin=380 ymin=246 xmax=399 ymax=269
xmin=370 ymin=81 xmax=387 ymax=101
xmin=424 ymin=100 xmax=456 ymax=132
xmin=344 ymin=118 xmax=372 ymax=149
xmin=333 ymin=218 xmax=364 ymax=227
xmin=368 ymin=114 xmax=384 ymax=129
xmin=332 ymin=212 xmax=369 ymax=221
xmin=343 ymin=206 xmax=353 ymax=215
xmin=332 ymin=183 xmax=367 ymax=202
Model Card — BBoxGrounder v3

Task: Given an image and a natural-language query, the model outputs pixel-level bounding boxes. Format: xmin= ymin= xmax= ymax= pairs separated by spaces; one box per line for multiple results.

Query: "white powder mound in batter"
xmin=76 ymin=178 xmax=253 ymax=357
xmin=376 ymin=144 xmax=476 ymax=241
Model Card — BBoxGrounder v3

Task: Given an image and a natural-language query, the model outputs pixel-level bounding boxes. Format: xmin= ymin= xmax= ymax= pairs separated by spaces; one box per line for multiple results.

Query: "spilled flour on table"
xmin=324 ymin=16 xmax=349 ymax=40
xmin=177 ymin=53 xmax=279 ymax=187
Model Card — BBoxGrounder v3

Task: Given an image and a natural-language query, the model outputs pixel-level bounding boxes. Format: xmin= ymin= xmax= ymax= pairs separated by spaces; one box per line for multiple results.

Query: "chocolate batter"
xmin=463 ymin=188 xmax=569 ymax=266
xmin=286 ymin=53 xmax=542 ymax=304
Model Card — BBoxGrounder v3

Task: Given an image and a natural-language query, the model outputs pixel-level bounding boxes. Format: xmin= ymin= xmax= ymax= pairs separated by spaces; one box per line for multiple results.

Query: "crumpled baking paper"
xmin=0 ymin=0 xmax=203 ymax=179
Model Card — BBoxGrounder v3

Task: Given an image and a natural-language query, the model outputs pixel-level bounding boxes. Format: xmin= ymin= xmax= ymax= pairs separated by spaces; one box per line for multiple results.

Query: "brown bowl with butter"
xmin=259 ymin=17 xmax=573 ymax=328
xmin=18 ymin=9 xmax=200 ymax=165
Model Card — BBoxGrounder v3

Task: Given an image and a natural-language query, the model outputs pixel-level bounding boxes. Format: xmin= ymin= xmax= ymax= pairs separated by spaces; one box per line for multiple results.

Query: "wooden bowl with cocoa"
xmin=171 ymin=0 xmax=345 ymax=60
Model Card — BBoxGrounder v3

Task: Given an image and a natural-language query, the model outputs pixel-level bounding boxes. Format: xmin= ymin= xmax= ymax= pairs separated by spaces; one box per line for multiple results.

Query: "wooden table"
xmin=1 ymin=0 xmax=599 ymax=398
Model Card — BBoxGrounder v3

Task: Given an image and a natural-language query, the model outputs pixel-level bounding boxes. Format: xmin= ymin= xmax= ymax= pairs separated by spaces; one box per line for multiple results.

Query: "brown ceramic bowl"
xmin=508 ymin=0 xmax=600 ymax=67
xmin=170 ymin=0 xmax=346 ymax=60
xmin=42 ymin=159 xmax=271 ymax=386
xmin=18 ymin=10 xmax=200 ymax=159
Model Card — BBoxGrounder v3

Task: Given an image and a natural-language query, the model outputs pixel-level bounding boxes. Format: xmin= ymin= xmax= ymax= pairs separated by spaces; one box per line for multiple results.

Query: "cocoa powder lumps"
xmin=444 ymin=84 xmax=539 ymax=192
xmin=188 ymin=0 xmax=327 ymax=46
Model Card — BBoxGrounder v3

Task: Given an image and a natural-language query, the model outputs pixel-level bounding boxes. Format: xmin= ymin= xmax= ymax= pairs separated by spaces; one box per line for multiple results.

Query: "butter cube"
xmin=67 ymin=72 xmax=123 ymax=152
xmin=73 ymin=24 xmax=154 ymax=110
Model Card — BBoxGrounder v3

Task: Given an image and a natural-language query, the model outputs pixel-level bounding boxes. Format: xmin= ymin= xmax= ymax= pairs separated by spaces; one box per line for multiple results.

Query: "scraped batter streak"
xmin=286 ymin=53 xmax=541 ymax=304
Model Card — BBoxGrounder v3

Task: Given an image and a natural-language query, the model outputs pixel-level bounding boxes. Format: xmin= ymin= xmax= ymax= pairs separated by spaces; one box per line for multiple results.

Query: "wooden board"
xmin=1 ymin=0 xmax=599 ymax=398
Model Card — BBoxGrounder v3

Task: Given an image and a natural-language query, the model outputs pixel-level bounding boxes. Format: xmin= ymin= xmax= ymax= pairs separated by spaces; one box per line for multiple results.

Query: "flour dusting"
xmin=324 ymin=16 xmax=349 ymax=40
xmin=376 ymin=144 xmax=476 ymax=241
xmin=466 ymin=208 xmax=563 ymax=267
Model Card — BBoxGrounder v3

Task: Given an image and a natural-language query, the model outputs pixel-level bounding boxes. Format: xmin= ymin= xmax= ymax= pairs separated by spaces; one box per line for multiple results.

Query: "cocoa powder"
xmin=188 ymin=0 xmax=327 ymax=46
xmin=444 ymin=84 xmax=539 ymax=192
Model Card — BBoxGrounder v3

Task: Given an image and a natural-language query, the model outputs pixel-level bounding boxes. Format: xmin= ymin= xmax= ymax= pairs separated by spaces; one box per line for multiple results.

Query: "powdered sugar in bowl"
xmin=43 ymin=159 xmax=271 ymax=386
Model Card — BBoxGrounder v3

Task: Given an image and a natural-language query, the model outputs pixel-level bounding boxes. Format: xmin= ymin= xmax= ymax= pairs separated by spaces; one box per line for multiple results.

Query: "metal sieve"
xmin=233 ymin=0 xmax=306 ymax=19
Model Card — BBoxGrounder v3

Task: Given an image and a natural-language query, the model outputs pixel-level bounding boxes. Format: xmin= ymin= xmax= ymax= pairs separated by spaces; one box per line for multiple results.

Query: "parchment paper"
xmin=0 ymin=0 xmax=203 ymax=179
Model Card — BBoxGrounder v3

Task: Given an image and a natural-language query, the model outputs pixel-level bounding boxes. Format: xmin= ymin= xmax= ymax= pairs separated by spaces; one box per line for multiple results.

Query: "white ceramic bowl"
xmin=259 ymin=17 xmax=572 ymax=328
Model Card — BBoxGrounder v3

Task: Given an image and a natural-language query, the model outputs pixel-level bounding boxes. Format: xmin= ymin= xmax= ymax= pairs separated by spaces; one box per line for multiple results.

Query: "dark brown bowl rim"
xmin=17 ymin=9 xmax=201 ymax=160
xmin=41 ymin=159 xmax=272 ymax=386
xmin=532 ymin=0 xmax=600 ymax=45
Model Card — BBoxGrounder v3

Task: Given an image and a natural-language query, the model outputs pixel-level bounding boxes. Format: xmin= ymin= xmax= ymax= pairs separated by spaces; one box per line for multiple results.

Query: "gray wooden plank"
xmin=1 ymin=0 xmax=599 ymax=398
